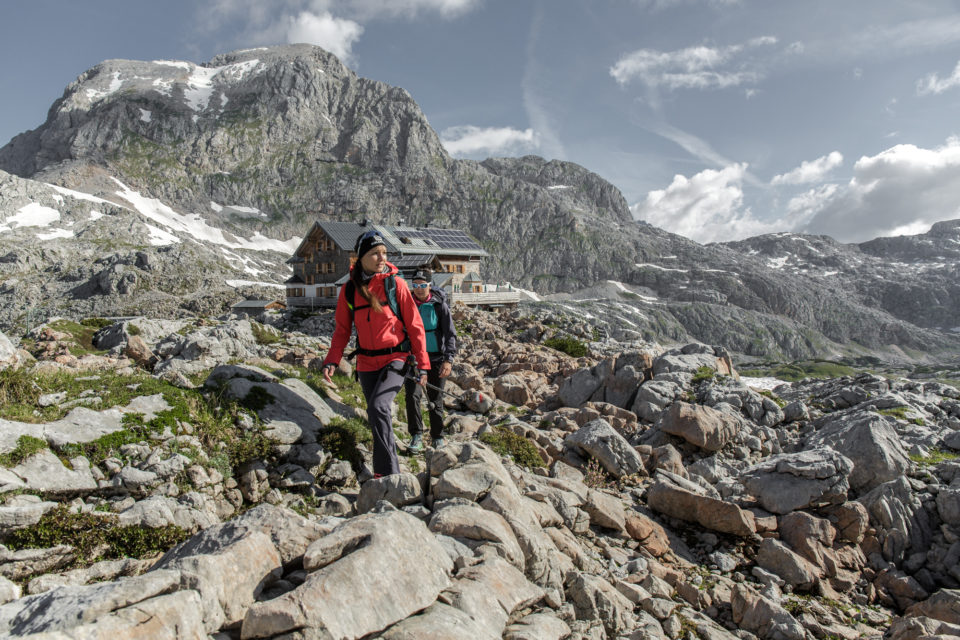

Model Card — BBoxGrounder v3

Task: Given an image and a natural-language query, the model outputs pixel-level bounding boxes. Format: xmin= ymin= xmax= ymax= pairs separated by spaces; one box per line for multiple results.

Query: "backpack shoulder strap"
xmin=385 ymin=275 xmax=404 ymax=325
xmin=344 ymin=280 xmax=357 ymax=318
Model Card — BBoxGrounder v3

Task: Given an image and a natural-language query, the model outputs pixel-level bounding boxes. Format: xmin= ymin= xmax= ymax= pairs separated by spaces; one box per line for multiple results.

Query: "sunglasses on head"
xmin=411 ymin=282 xmax=430 ymax=289
xmin=354 ymin=230 xmax=384 ymax=251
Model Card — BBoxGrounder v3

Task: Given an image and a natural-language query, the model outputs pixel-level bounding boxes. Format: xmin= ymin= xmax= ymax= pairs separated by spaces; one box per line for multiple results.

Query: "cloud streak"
xmin=610 ymin=36 xmax=777 ymax=90
xmin=917 ymin=60 xmax=960 ymax=95
xmin=440 ymin=125 xmax=539 ymax=156
xmin=771 ymin=151 xmax=843 ymax=185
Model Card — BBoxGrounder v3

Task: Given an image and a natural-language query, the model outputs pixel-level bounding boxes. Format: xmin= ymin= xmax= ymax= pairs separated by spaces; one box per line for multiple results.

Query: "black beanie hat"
xmin=412 ymin=268 xmax=432 ymax=281
xmin=354 ymin=230 xmax=386 ymax=259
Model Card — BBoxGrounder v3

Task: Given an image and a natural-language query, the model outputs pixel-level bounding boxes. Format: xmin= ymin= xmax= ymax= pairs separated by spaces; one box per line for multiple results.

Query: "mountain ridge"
xmin=0 ymin=44 xmax=957 ymax=363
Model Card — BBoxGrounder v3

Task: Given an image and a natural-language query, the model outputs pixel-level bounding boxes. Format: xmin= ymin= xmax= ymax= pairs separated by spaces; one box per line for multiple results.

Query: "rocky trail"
xmin=0 ymin=305 xmax=958 ymax=639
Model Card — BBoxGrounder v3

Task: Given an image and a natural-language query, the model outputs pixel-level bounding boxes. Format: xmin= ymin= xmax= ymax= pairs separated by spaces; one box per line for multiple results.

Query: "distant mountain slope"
xmin=0 ymin=44 xmax=957 ymax=362
xmin=721 ymin=221 xmax=960 ymax=332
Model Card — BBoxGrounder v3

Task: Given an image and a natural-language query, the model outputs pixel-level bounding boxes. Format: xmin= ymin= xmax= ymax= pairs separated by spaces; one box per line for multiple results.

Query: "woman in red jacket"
xmin=321 ymin=230 xmax=430 ymax=477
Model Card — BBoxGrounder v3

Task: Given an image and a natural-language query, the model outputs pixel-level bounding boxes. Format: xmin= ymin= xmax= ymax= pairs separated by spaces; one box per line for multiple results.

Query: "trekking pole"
xmin=400 ymin=355 xmax=475 ymax=408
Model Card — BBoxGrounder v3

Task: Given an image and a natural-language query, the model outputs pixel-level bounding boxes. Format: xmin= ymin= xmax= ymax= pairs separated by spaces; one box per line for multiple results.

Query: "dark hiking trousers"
xmin=404 ymin=360 xmax=445 ymax=440
xmin=358 ymin=364 xmax=404 ymax=476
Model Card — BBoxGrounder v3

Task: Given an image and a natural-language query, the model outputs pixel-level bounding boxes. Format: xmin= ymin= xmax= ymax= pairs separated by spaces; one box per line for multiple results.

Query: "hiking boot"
xmin=408 ymin=434 xmax=424 ymax=453
xmin=432 ymin=437 xmax=446 ymax=448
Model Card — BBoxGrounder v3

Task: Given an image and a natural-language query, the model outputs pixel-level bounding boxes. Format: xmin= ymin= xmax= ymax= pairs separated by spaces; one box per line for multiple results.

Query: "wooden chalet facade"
xmin=285 ymin=221 xmax=519 ymax=308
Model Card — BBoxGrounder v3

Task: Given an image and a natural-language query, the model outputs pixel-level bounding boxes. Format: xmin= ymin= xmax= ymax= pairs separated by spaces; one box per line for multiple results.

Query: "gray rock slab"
xmin=0 ymin=500 xmax=59 ymax=533
xmin=242 ymin=508 xmax=453 ymax=639
xmin=356 ymin=472 xmax=423 ymax=514
xmin=0 ymin=575 xmax=20 ymax=605
xmin=0 ymin=569 xmax=183 ymax=635
xmin=741 ymin=447 xmax=854 ymax=514
xmin=155 ymin=503 xmax=332 ymax=568
xmin=564 ymin=418 xmax=644 ymax=478
xmin=0 ymin=395 xmax=169 ymax=455
xmin=153 ymin=529 xmax=281 ymax=631
xmin=379 ymin=602 xmax=499 ymax=640
xmin=504 ymin=612 xmax=572 ymax=640
xmin=8 ymin=450 xmax=97 ymax=496
xmin=429 ymin=503 xmax=525 ymax=570
xmin=0 ymin=544 xmax=76 ymax=581
xmin=11 ymin=588 xmax=207 ymax=640
xmin=808 ymin=411 xmax=911 ymax=493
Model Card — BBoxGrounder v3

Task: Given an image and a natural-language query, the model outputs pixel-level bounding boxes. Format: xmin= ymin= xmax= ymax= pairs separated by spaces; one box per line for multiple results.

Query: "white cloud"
xmin=610 ymin=37 xmax=777 ymax=90
xmin=330 ymin=0 xmax=480 ymax=20
xmin=917 ymin=60 xmax=960 ymax=95
xmin=785 ymin=184 xmax=839 ymax=222
xmin=439 ymin=125 xmax=539 ymax=156
xmin=634 ymin=0 xmax=741 ymax=9
xmin=771 ymin=151 xmax=843 ymax=185
xmin=198 ymin=0 xmax=480 ymax=64
xmin=801 ymin=138 xmax=960 ymax=242
xmin=286 ymin=11 xmax=363 ymax=63
xmin=632 ymin=163 xmax=781 ymax=242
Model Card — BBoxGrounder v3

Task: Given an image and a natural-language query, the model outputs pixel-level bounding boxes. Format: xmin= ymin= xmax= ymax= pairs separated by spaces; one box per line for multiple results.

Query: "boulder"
xmin=807 ymin=411 xmax=911 ymax=493
xmin=429 ymin=503 xmax=525 ymax=570
xmin=356 ymin=472 xmax=423 ymax=514
xmin=756 ymin=538 xmax=820 ymax=591
xmin=557 ymin=367 xmax=604 ymax=408
xmin=151 ymin=530 xmax=281 ymax=631
xmin=654 ymin=401 xmax=740 ymax=452
xmin=740 ymin=447 xmax=853 ymax=514
xmin=503 ymin=613 xmax=571 ymax=640
xmin=731 ymin=584 xmax=806 ymax=640
xmin=632 ymin=380 xmax=681 ymax=423
xmin=241 ymin=508 xmax=453 ymax=639
xmin=0 ymin=570 xmax=183 ymax=635
xmin=564 ymin=419 xmax=645 ymax=478
xmin=566 ymin=572 xmax=636 ymax=637
xmin=646 ymin=472 xmax=756 ymax=537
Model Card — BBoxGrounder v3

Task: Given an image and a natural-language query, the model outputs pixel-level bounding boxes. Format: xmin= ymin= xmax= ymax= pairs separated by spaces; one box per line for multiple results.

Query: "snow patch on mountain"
xmin=112 ymin=178 xmax=298 ymax=253
xmin=0 ymin=202 xmax=60 ymax=232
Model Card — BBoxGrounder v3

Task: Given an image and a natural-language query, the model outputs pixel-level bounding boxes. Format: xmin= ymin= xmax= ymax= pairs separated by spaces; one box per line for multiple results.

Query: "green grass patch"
xmin=326 ymin=371 xmax=366 ymax=408
xmin=479 ymin=426 xmax=545 ymax=468
xmin=759 ymin=389 xmax=786 ymax=408
xmin=34 ymin=319 xmax=108 ymax=356
xmin=251 ymin=322 xmax=283 ymax=346
xmin=240 ymin=385 xmax=275 ymax=412
xmin=2 ymin=506 xmax=188 ymax=574
xmin=316 ymin=417 xmax=371 ymax=472
xmin=877 ymin=406 xmax=925 ymax=425
xmin=0 ymin=435 xmax=48 ymax=467
xmin=542 ymin=336 xmax=588 ymax=358
xmin=691 ymin=366 xmax=716 ymax=385
xmin=909 ymin=448 xmax=959 ymax=467
xmin=740 ymin=360 xmax=857 ymax=382
xmin=0 ymin=369 xmax=177 ymax=423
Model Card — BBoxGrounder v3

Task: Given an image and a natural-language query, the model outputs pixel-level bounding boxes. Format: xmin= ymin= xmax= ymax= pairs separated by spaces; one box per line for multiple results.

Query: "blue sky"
xmin=4 ymin=0 xmax=960 ymax=245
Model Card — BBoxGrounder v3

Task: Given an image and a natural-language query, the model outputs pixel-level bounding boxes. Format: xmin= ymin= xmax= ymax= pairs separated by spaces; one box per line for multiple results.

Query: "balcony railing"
xmin=449 ymin=291 xmax=520 ymax=306
xmin=286 ymin=290 xmax=520 ymax=309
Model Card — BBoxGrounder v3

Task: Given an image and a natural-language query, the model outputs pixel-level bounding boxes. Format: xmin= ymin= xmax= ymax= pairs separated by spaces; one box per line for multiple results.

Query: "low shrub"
xmin=2 ymin=506 xmax=188 ymax=573
xmin=479 ymin=426 xmax=545 ymax=468
xmin=0 ymin=435 xmax=48 ymax=467
xmin=316 ymin=417 xmax=371 ymax=471
xmin=691 ymin=366 xmax=715 ymax=384
xmin=543 ymin=336 xmax=588 ymax=358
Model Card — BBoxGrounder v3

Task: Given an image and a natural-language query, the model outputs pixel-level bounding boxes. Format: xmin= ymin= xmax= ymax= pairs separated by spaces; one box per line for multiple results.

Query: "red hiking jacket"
xmin=323 ymin=262 xmax=430 ymax=373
